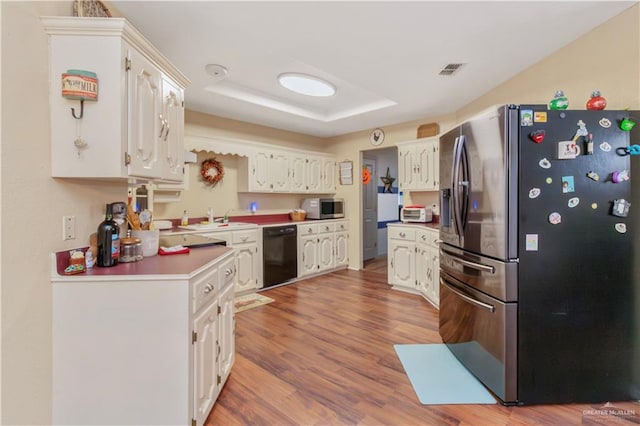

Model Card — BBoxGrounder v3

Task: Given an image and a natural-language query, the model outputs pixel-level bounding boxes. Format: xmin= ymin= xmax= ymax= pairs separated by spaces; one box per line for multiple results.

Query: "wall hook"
xmin=71 ymin=99 xmax=84 ymax=119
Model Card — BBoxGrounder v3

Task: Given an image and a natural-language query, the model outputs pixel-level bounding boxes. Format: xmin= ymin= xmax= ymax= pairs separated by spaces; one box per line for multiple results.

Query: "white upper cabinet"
xmin=237 ymin=144 xmax=336 ymax=194
xmin=43 ymin=17 xmax=189 ymax=182
xmin=397 ymin=137 xmax=439 ymax=191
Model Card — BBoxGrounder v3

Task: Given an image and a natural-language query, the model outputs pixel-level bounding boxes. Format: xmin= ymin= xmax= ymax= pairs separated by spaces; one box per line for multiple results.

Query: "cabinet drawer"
xmin=334 ymin=221 xmax=349 ymax=232
xmin=192 ymin=266 xmax=219 ymax=313
xmin=417 ymin=228 xmax=439 ymax=247
xmin=202 ymin=231 xmax=231 ymax=244
xmin=231 ymin=229 xmax=258 ymax=244
xmin=218 ymin=255 xmax=235 ymax=287
xmin=298 ymin=223 xmax=318 ymax=235
xmin=388 ymin=227 xmax=416 ymax=241
xmin=318 ymin=222 xmax=335 ymax=233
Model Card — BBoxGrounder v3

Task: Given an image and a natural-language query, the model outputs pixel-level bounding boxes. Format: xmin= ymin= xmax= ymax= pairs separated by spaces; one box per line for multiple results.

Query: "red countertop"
xmin=54 ymin=245 xmax=233 ymax=279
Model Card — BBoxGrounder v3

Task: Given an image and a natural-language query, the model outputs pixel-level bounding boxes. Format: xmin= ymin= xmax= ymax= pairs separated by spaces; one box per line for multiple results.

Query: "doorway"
xmin=361 ymin=146 xmax=399 ymax=270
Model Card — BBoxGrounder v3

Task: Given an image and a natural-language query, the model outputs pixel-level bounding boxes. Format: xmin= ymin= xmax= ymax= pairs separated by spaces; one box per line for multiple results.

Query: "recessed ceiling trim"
xmin=204 ymin=81 xmax=396 ymax=122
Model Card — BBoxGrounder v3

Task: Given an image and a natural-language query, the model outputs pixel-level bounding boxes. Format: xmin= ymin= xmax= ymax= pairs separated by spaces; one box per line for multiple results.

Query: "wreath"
xmin=362 ymin=167 xmax=371 ymax=185
xmin=201 ymin=158 xmax=224 ymax=186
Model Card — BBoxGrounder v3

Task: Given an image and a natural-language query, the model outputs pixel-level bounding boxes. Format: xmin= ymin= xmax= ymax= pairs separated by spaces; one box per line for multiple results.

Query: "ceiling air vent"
xmin=439 ymin=63 xmax=465 ymax=76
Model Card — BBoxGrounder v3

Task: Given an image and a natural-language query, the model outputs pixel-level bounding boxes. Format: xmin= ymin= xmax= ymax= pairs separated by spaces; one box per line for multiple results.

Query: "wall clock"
xmin=370 ymin=128 xmax=385 ymax=146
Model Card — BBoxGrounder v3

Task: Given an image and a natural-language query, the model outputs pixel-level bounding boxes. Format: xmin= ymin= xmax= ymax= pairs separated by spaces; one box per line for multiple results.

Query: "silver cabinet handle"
xmin=399 ymin=232 xmax=406 ymax=238
xmin=204 ymin=283 xmax=214 ymax=293
xmin=225 ymin=267 xmax=233 ymax=276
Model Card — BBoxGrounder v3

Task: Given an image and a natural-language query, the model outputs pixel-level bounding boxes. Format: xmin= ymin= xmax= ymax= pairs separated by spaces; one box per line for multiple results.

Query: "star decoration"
xmin=380 ymin=167 xmax=396 ymax=193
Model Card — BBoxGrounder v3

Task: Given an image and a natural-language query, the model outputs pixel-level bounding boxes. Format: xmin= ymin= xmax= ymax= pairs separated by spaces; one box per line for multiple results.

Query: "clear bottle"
xmin=181 ymin=210 xmax=189 ymax=226
xmin=96 ymin=203 xmax=120 ymax=267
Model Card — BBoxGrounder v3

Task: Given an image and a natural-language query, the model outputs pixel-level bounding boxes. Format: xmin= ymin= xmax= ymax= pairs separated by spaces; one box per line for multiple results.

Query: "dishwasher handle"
xmin=264 ymin=226 xmax=297 ymax=237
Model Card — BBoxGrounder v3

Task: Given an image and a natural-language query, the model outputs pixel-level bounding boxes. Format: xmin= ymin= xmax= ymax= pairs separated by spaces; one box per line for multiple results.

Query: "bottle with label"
xmin=97 ymin=203 xmax=120 ymax=267
xmin=181 ymin=210 xmax=189 ymax=226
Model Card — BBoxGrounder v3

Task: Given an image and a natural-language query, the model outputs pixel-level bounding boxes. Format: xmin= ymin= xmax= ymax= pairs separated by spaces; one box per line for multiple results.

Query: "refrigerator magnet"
xmin=549 ymin=212 xmax=562 ymax=225
xmin=558 ymin=141 xmax=580 ymax=159
xmin=599 ymin=118 xmax=611 ymax=128
xmin=539 ymin=158 xmax=551 ymax=169
xmin=572 ymin=120 xmax=589 ymax=142
xmin=587 ymin=171 xmax=600 ymax=181
xmin=612 ymin=199 xmax=631 ymax=217
xmin=521 ymin=110 xmax=533 ymax=126
xmin=529 ymin=188 xmax=541 ymax=199
xmin=530 ymin=130 xmax=546 ymax=143
xmin=568 ymin=197 xmax=579 ymax=208
xmin=592 ymin=203 xmax=598 ymax=210
xmin=534 ymin=112 xmax=547 ymax=123
xmin=599 ymin=141 xmax=612 ymax=152
xmin=525 ymin=234 xmax=539 ymax=251
xmin=615 ymin=223 xmax=627 ymax=234
xmin=612 ymin=170 xmax=630 ymax=183
xmin=561 ymin=176 xmax=575 ymax=193
xmin=546 ymin=177 xmax=553 ymax=184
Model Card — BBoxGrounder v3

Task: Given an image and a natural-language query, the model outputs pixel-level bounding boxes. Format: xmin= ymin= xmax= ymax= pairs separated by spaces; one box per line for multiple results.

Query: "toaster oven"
xmin=401 ymin=206 xmax=432 ymax=223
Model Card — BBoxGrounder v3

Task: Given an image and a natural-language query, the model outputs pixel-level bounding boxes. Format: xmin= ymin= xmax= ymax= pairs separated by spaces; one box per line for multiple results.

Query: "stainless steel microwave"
xmin=301 ymin=198 xmax=345 ymax=219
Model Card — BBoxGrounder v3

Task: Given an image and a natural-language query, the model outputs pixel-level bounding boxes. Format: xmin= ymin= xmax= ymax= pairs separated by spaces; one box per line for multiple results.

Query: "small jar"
xmin=119 ymin=232 xmax=143 ymax=263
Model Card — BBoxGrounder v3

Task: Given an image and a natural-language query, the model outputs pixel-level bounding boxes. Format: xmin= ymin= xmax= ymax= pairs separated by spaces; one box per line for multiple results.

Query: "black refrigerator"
xmin=438 ymin=104 xmax=640 ymax=405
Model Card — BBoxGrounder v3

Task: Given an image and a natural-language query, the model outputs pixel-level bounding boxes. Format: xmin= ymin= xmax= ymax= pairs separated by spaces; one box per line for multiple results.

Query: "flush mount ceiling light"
xmin=205 ymin=64 xmax=228 ymax=78
xmin=278 ymin=73 xmax=336 ymax=97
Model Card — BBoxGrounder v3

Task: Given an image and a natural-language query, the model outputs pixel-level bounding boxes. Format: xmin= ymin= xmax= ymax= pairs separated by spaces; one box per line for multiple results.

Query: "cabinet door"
xmin=416 ymin=243 xmax=432 ymax=296
xmin=431 ymin=248 xmax=440 ymax=307
xmin=127 ymin=48 xmax=163 ymax=179
xmin=432 ymin=141 xmax=440 ymax=189
xmin=160 ymin=77 xmax=185 ymax=182
xmin=334 ymin=231 xmax=348 ymax=267
xmin=250 ymin=151 xmax=271 ymax=191
xmin=322 ymin=158 xmax=336 ymax=193
xmin=317 ymin=234 xmax=335 ymax=271
xmin=388 ymin=239 xmax=415 ymax=288
xmin=299 ymin=235 xmax=318 ymax=276
xmin=217 ymin=282 xmax=235 ymax=384
xmin=305 ymin=156 xmax=323 ymax=193
xmin=398 ymin=146 xmax=416 ymax=190
xmin=290 ymin=155 xmax=307 ymax=192
xmin=193 ymin=300 xmax=219 ymax=426
xmin=270 ymin=152 xmax=291 ymax=192
xmin=233 ymin=242 xmax=260 ymax=292
xmin=416 ymin=143 xmax=433 ymax=189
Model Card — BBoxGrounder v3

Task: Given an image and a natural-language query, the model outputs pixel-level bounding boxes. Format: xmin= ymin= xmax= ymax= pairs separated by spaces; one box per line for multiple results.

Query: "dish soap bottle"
xmin=181 ymin=210 xmax=189 ymax=226
xmin=97 ymin=203 xmax=120 ymax=267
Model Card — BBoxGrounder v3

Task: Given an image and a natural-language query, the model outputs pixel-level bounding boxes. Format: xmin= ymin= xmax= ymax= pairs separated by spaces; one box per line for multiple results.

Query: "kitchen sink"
xmin=179 ymin=222 xmax=256 ymax=231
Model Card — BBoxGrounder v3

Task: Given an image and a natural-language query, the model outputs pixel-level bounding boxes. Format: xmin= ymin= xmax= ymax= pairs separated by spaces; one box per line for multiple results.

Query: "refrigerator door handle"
xmin=459 ymin=135 xmax=471 ymax=231
xmin=451 ymin=136 xmax=464 ymax=237
xmin=440 ymin=248 xmax=496 ymax=273
xmin=441 ymin=279 xmax=496 ymax=313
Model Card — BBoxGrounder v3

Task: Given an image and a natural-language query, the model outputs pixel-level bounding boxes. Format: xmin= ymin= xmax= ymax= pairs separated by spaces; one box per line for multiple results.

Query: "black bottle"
xmin=96 ymin=203 xmax=120 ymax=267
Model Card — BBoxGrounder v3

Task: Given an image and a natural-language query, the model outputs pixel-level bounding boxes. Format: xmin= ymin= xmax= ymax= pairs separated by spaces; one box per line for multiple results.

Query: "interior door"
xmin=363 ymin=156 xmax=377 ymax=261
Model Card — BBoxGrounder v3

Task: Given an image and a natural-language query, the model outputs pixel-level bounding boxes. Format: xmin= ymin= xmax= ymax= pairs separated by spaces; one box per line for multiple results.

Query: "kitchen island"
xmin=51 ymin=245 xmax=235 ymax=426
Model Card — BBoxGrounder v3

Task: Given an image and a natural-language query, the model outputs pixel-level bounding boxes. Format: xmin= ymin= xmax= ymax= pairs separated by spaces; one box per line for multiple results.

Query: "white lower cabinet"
xmin=52 ymin=249 xmax=235 ymax=426
xmin=201 ymin=228 xmax=262 ymax=293
xmin=387 ymin=224 xmax=440 ymax=308
xmin=297 ymin=220 xmax=349 ymax=278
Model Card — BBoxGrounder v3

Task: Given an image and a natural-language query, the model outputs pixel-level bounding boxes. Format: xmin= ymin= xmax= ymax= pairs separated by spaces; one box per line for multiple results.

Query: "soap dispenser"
xmin=207 ymin=208 xmax=214 ymax=223
xmin=181 ymin=210 xmax=189 ymax=226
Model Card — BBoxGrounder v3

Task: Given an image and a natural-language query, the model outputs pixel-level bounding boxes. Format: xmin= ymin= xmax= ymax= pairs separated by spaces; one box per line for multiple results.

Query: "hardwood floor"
xmin=206 ymin=258 xmax=639 ymax=425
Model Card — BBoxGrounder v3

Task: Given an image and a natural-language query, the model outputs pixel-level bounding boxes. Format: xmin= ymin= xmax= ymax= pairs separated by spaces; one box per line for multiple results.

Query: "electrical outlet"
xmin=63 ymin=216 xmax=76 ymax=240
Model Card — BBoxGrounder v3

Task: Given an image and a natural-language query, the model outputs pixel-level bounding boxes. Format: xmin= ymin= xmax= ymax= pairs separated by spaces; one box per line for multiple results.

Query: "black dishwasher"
xmin=263 ymin=225 xmax=297 ymax=288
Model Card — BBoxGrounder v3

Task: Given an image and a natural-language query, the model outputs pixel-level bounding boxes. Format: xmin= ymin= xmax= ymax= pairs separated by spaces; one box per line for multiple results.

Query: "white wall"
xmin=1 ymin=2 xmax=129 ymax=424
